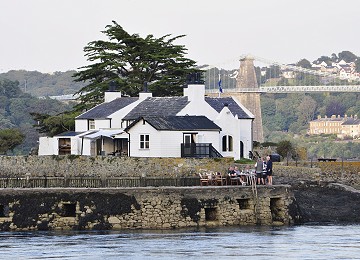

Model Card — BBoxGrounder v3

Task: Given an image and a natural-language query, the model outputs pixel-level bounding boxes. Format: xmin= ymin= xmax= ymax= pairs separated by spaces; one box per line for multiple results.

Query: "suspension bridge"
xmin=204 ymin=55 xmax=360 ymax=142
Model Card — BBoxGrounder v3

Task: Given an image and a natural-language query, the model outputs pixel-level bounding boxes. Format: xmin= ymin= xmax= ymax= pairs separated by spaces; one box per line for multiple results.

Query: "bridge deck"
xmin=205 ymin=85 xmax=360 ymax=93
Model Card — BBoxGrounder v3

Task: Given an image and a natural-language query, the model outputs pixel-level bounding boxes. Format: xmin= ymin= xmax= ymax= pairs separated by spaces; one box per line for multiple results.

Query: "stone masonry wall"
xmin=272 ymin=165 xmax=360 ymax=187
xmin=0 ymin=186 xmax=293 ymax=231
xmin=0 ymin=156 xmax=233 ymax=178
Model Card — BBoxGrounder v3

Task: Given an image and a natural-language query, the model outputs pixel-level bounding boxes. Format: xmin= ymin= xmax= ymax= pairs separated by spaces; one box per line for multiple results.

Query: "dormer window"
xmin=88 ymin=119 xmax=95 ymax=130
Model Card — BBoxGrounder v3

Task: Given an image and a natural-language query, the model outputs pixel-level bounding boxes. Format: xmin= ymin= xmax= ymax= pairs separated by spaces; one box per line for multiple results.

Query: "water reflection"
xmin=0 ymin=224 xmax=359 ymax=259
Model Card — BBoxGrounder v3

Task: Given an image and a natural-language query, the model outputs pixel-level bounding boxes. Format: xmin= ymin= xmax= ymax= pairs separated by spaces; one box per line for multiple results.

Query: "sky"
xmin=0 ymin=0 xmax=359 ymax=73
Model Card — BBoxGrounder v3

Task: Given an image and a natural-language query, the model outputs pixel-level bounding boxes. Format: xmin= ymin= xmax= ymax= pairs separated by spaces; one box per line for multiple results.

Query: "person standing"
xmin=262 ymin=157 xmax=267 ymax=185
xmin=266 ymin=155 xmax=273 ymax=185
xmin=255 ymin=157 xmax=264 ymax=185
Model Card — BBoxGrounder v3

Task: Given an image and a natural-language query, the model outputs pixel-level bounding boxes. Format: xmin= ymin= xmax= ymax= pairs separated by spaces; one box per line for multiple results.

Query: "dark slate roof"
xmin=342 ymin=118 xmax=360 ymax=125
xmin=312 ymin=117 xmax=344 ymax=122
xmin=123 ymin=97 xmax=189 ymax=120
xmin=205 ymin=97 xmax=253 ymax=119
xmin=56 ymin=131 xmax=84 ymax=137
xmin=125 ymin=116 xmax=221 ymax=131
xmin=76 ymin=97 xmax=139 ymax=119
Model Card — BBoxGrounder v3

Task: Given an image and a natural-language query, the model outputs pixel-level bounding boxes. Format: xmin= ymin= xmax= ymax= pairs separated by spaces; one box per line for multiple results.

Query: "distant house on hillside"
xmin=340 ymin=116 xmax=360 ymax=139
xmin=282 ymin=68 xmax=296 ymax=79
xmin=309 ymin=114 xmax=360 ymax=139
xmin=309 ymin=115 xmax=345 ymax=135
xmin=39 ymin=83 xmax=254 ymax=160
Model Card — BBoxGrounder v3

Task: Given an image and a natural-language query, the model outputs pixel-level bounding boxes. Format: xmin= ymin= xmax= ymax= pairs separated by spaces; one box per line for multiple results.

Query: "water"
xmin=1 ymin=225 xmax=360 ymax=259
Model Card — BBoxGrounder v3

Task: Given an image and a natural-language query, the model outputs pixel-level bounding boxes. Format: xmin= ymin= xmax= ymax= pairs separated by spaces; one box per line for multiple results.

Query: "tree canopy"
xmin=0 ymin=128 xmax=25 ymax=154
xmin=31 ymin=111 xmax=77 ymax=137
xmin=276 ymin=140 xmax=296 ymax=165
xmin=0 ymin=79 xmax=73 ymax=154
xmin=73 ymin=21 xmax=200 ymax=111
xmin=338 ymin=51 xmax=357 ymax=63
xmin=296 ymin=59 xmax=312 ymax=69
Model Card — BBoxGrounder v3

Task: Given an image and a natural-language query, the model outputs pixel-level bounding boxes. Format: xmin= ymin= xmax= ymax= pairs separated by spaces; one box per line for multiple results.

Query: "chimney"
xmin=139 ymin=82 xmax=152 ymax=100
xmin=139 ymin=92 xmax=152 ymax=100
xmin=104 ymin=81 xmax=122 ymax=102
xmin=183 ymin=84 xmax=205 ymax=102
xmin=143 ymin=81 xmax=148 ymax=92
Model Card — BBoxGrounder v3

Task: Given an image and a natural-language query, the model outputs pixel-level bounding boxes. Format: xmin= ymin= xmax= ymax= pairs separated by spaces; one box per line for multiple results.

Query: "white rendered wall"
xmin=94 ymin=119 xmax=110 ymax=130
xmin=75 ymin=120 xmax=88 ymax=132
xmin=127 ymin=121 xmax=158 ymax=157
xmin=70 ymin=137 xmax=81 ymax=155
xmin=239 ymin=119 xmax=253 ymax=158
xmin=38 ymin=137 xmax=58 ymax=155
xmin=127 ymin=120 xmax=221 ymax=158
xmin=81 ymin=139 xmax=92 ymax=156
xmin=214 ymin=107 xmax=240 ymax=159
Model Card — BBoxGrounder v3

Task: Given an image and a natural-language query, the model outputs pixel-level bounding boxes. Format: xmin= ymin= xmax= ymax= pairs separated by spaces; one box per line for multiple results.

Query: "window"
xmin=88 ymin=120 xmax=95 ymax=130
xmin=140 ymin=134 xmax=150 ymax=149
xmin=228 ymin=136 xmax=233 ymax=151
xmin=222 ymin=135 xmax=233 ymax=152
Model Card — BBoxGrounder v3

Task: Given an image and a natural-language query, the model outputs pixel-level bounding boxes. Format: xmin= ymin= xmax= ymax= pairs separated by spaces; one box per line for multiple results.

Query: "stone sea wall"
xmin=273 ymin=165 xmax=360 ymax=187
xmin=1 ymin=156 xmax=360 ymax=187
xmin=0 ymin=186 xmax=293 ymax=231
xmin=0 ymin=156 xmax=233 ymax=178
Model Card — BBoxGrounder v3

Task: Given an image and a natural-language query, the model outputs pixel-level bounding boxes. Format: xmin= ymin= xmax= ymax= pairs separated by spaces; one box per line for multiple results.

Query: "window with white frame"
xmin=140 ymin=134 xmax=150 ymax=149
xmin=222 ymin=135 xmax=233 ymax=152
xmin=88 ymin=119 xmax=95 ymax=130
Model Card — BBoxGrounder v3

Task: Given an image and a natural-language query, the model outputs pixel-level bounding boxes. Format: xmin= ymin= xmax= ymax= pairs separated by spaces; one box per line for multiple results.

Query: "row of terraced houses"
xmin=309 ymin=114 xmax=360 ymax=139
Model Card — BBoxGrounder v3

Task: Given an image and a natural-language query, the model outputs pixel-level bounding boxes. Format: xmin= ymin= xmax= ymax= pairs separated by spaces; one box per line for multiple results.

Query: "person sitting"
xmin=227 ymin=166 xmax=238 ymax=185
xmin=234 ymin=166 xmax=246 ymax=185
xmin=228 ymin=166 xmax=236 ymax=177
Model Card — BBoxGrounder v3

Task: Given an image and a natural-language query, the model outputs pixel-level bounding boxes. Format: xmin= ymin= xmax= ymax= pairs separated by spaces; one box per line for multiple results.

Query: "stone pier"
xmin=0 ymin=186 xmax=293 ymax=231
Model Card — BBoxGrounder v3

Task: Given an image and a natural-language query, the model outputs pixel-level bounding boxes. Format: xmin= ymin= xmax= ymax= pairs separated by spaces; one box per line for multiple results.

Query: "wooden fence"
xmin=0 ymin=176 xmax=200 ymax=188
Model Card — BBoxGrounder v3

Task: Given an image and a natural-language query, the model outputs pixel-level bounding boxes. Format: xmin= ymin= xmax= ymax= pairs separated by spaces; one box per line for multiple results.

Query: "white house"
xmin=38 ymin=83 xmax=254 ymax=160
xmin=124 ymin=116 xmax=221 ymax=158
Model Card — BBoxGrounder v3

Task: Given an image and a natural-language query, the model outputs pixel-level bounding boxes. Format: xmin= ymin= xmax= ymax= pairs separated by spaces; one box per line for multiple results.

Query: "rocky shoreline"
xmin=289 ymin=181 xmax=360 ymax=224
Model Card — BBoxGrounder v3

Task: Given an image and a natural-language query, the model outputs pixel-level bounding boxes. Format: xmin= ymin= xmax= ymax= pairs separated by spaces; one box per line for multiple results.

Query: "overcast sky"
xmin=1 ymin=0 xmax=359 ymax=73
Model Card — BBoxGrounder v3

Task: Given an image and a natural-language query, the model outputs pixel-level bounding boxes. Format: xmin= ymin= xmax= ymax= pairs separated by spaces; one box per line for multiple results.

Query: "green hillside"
xmin=0 ymin=79 xmax=73 ymax=155
xmin=0 ymin=70 xmax=86 ymax=97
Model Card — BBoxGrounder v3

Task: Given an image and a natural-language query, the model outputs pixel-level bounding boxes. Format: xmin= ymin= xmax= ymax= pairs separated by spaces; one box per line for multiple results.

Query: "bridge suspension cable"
xmin=205 ymin=85 xmax=360 ymax=94
xmin=241 ymin=54 xmax=360 ymax=82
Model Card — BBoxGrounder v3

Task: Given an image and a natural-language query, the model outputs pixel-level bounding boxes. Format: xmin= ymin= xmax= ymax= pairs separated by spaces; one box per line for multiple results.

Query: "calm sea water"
xmin=0 ymin=225 xmax=359 ymax=259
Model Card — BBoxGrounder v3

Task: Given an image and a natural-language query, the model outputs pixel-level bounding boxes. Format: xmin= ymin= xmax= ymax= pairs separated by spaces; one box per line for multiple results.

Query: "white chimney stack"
xmin=104 ymin=91 xmax=122 ymax=102
xmin=183 ymin=84 xmax=205 ymax=102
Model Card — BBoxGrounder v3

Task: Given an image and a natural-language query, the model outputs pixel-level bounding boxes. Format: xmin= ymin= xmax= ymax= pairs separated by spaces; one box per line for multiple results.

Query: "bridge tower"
xmin=207 ymin=56 xmax=264 ymax=142
xmin=235 ymin=56 xmax=264 ymax=142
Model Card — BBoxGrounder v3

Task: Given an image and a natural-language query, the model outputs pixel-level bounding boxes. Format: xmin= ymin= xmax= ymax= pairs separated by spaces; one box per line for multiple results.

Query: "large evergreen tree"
xmin=73 ymin=21 xmax=200 ymax=111
xmin=0 ymin=128 xmax=25 ymax=154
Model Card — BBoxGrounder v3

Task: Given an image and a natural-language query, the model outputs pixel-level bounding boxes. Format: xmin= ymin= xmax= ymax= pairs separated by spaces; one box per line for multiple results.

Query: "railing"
xmin=0 ymin=176 xmax=200 ymax=188
xmin=209 ymin=145 xmax=223 ymax=158
xmin=181 ymin=143 xmax=222 ymax=158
